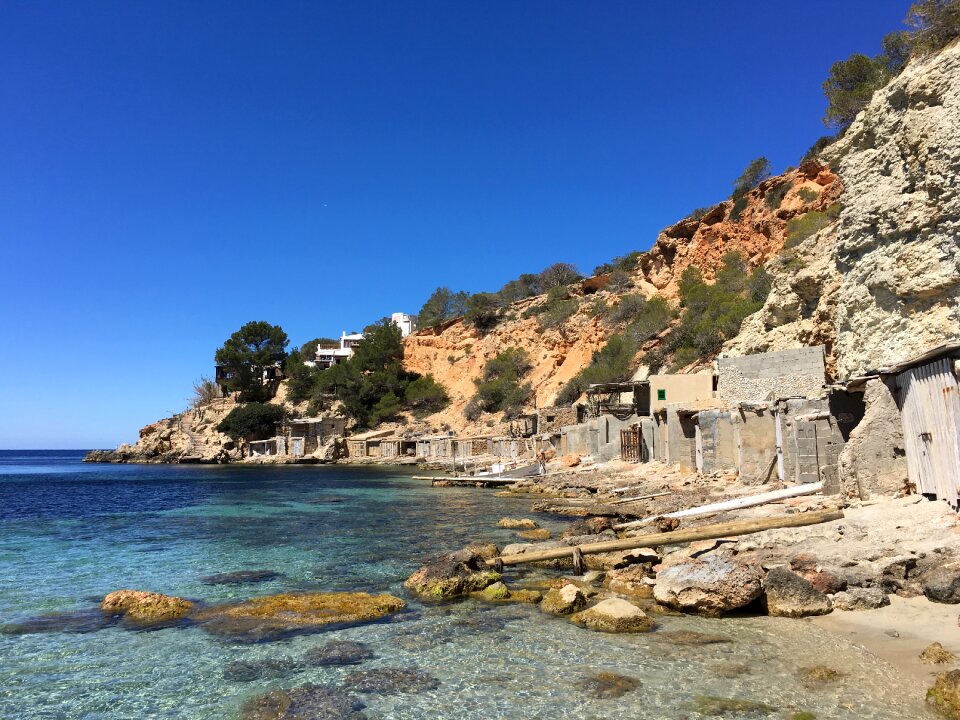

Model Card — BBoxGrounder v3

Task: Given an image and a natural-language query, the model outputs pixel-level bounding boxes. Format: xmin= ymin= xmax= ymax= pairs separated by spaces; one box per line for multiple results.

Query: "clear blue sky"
xmin=0 ymin=1 xmax=909 ymax=448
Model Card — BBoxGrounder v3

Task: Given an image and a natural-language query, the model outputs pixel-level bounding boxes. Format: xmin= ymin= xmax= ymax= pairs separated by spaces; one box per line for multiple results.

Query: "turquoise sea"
xmin=0 ymin=451 xmax=921 ymax=719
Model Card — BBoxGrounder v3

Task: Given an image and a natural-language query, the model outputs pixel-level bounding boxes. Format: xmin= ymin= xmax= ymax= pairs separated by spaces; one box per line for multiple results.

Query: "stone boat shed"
xmin=837 ymin=342 xmax=960 ymax=508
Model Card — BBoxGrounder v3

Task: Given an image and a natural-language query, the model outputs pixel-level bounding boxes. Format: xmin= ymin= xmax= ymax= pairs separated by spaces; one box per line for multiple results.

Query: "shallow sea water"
xmin=0 ymin=451 xmax=922 ymax=719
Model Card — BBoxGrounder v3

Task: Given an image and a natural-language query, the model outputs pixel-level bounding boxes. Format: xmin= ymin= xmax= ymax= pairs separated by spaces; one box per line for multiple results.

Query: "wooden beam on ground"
xmin=486 ymin=508 xmax=843 ymax=567
xmin=609 ymin=491 xmax=671 ymax=505
xmin=613 ymin=482 xmax=824 ymax=530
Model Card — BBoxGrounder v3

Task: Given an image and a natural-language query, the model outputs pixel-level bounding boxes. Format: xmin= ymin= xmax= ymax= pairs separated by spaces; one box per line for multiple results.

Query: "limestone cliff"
xmin=728 ymin=41 xmax=960 ymax=379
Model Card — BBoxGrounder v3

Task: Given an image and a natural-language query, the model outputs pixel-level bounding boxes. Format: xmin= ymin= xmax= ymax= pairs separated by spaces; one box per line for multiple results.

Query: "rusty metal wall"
xmin=897 ymin=358 xmax=960 ymax=506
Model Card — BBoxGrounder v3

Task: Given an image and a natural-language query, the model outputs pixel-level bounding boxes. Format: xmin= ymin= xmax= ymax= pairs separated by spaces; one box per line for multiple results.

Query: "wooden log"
xmin=613 ymin=482 xmax=824 ymax=530
xmin=486 ymin=508 xmax=843 ymax=567
xmin=609 ymin=491 xmax=671 ymax=505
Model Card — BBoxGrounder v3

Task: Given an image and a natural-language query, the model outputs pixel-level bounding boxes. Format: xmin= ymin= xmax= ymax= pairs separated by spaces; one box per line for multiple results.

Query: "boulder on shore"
xmin=540 ymin=584 xmax=586 ymax=615
xmin=605 ymin=565 xmax=655 ymax=599
xmin=404 ymin=544 xmax=501 ymax=600
xmin=653 ymin=556 xmax=764 ymax=617
xmin=922 ymin=643 xmax=958 ymax=665
xmin=100 ymin=590 xmax=193 ymax=626
xmin=924 ymin=566 xmax=960 ymax=604
xmin=570 ymin=598 xmax=653 ymax=633
xmin=928 ymin=670 xmax=960 ymax=720
xmin=764 ymin=567 xmax=832 ymax=618
xmin=831 ymin=587 xmax=890 ymax=611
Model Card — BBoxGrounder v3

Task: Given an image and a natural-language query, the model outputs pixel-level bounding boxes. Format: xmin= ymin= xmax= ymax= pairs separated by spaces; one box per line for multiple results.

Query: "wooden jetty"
xmin=412 ymin=475 xmax=518 ymax=488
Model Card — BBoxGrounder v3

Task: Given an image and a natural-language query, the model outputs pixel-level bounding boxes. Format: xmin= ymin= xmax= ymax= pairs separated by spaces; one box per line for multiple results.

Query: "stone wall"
xmin=718 ymin=346 xmax=826 ymax=404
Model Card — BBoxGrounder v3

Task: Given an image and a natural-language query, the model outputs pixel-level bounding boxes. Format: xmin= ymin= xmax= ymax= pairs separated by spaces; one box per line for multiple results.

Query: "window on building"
xmin=657 ymin=389 xmax=666 ymax=401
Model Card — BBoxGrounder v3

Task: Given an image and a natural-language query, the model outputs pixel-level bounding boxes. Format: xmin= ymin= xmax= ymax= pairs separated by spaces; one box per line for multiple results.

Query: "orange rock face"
xmin=402 ymin=162 xmax=843 ymax=434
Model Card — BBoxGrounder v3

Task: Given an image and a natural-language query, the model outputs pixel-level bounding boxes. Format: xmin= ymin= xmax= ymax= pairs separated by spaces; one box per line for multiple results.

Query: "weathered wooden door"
xmin=620 ymin=427 xmax=642 ymax=462
xmin=898 ymin=359 xmax=960 ymax=506
xmin=291 ymin=438 xmax=304 ymax=457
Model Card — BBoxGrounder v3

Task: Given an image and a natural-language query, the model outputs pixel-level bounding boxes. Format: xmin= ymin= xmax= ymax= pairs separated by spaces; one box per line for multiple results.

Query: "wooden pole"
xmin=613 ymin=482 xmax=824 ymax=530
xmin=486 ymin=508 xmax=843 ymax=567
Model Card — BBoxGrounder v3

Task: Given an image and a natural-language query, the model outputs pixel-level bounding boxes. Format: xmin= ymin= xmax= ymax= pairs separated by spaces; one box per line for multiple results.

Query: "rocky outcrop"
xmin=836 ymin=379 xmax=909 ymax=499
xmin=404 ymin=544 xmax=501 ymax=599
xmin=570 ymin=598 xmax=653 ymax=633
xmin=924 ymin=564 xmax=960 ymax=604
xmin=653 ymin=556 xmax=764 ymax=617
xmin=922 ymin=643 xmax=958 ymax=665
xmin=928 ymin=670 xmax=960 ymax=720
xmin=823 ymin=42 xmax=960 ymax=379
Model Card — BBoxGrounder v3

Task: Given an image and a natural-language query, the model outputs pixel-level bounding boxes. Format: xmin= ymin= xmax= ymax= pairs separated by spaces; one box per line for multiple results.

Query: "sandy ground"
xmin=812 ymin=595 xmax=960 ymax=697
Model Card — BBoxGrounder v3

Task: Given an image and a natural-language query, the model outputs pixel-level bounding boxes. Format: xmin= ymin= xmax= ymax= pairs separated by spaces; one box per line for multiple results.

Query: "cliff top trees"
xmin=214 ymin=321 xmax=289 ymax=401
xmin=418 ymin=287 xmax=469 ymax=328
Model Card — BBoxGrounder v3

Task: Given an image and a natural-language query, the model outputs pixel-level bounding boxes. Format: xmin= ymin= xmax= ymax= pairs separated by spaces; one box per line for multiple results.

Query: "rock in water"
xmin=201 ymin=570 xmax=281 ymax=585
xmin=0 ymin=609 xmax=116 ymax=635
xmin=223 ymin=657 xmax=302 ymax=682
xmin=194 ymin=592 xmax=405 ymax=642
xmin=924 ymin=566 xmax=960 ymax=604
xmin=654 ymin=630 xmax=732 ymax=646
xmin=404 ymin=545 xmax=501 ymax=600
xmin=342 ymin=667 xmax=440 ymax=695
xmin=764 ymin=567 xmax=832 ymax=618
xmin=653 ymin=556 xmax=763 ymax=617
xmin=540 ymin=584 xmax=586 ymax=615
xmin=302 ymin=640 xmax=375 ymax=667
xmin=517 ymin=528 xmax=552 ymax=541
xmin=241 ymin=684 xmax=366 ymax=720
xmin=100 ymin=589 xmax=193 ymax=627
xmin=605 ymin=565 xmax=655 ymax=599
xmin=497 ymin=518 xmax=539 ymax=529
xmin=922 ymin=643 xmax=958 ymax=665
xmin=929 ymin=670 xmax=960 ymax=720
xmin=831 ymin=587 xmax=890 ymax=611
xmin=570 ymin=598 xmax=653 ymax=633
xmin=576 ymin=671 xmax=640 ymax=699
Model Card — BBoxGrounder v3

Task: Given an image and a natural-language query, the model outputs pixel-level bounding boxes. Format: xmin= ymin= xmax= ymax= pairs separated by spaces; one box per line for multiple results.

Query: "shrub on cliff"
xmin=283 ymin=348 xmax=317 ymax=403
xmin=524 ymin=286 xmax=579 ymax=330
xmin=784 ymin=203 xmax=841 ymax=247
xmin=218 ymin=403 xmax=285 ymax=441
xmin=556 ymin=333 xmax=638 ymax=406
xmin=662 ymin=252 xmax=770 ymax=369
xmin=538 ymin=262 xmax=582 ymax=289
xmin=906 ymin=0 xmax=960 ymax=57
xmin=464 ymin=292 xmax=501 ymax=333
xmin=405 ymin=375 xmax=450 ymax=418
xmin=190 ymin=376 xmax=220 ymax=408
xmin=468 ymin=348 xmax=533 ymax=420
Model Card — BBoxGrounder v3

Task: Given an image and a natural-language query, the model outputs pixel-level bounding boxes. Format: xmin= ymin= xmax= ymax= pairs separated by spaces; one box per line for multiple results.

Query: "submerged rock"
xmin=764 ymin=568 xmax=832 ymax=618
xmin=241 ymin=684 xmax=366 ymax=720
xmin=831 ymin=587 xmax=889 ymax=611
xmin=654 ymin=630 xmax=732 ymax=646
xmin=342 ymin=667 xmax=440 ymax=695
xmin=576 ymin=671 xmax=640 ymax=699
xmin=100 ymin=589 xmax=193 ymax=627
xmin=474 ymin=582 xmax=542 ymax=604
xmin=922 ymin=643 xmax=958 ymax=665
xmin=570 ymin=598 xmax=653 ymax=633
xmin=540 ymin=584 xmax=586 ymax=615
xmin=928 ymin=670 xmax=960 ymax=719
xmin=223 ymin=657 xmax=302 ymax=682
xmin=0 ymin=609 xmax=116 ymax=635
xmin=517 ymin=528 xmax=552 ymax=541
xmin=405 ymin=545 xmax=502 ymax=600
xmin=798 ymin=665 xmax=845 ymax=689
xmin=202 ymin=570 xmax=281 ymax=585
xmin=688 ymin=696 xmax=775 ymax=715
xmin=194 ymin=592 xmax=405 ymax=642
xmin=303 ymin=640 xmax=375 ymax=666
xmin=653 ymin=557 xmax=764 ymax=617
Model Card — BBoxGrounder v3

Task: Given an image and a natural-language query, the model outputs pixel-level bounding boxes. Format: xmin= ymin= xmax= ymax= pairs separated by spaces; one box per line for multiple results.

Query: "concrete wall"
xmin=698 ymin=409 xmax=738 ymax=474
xmin=737 ymin=407 xmax=778 ymax=484
xmin=560 ymin=413 xmax=639 ymax=461
xmin=718 ymin=346 xmax=826 ymax=404
xmin=780 ymin=398 xmax=845 ymax=488
xmin=649 ymin=373 xmax=714 ymax=413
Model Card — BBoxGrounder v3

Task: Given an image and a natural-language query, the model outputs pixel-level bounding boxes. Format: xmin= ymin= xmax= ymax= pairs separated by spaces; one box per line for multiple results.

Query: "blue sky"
xmin=0 ymin=1 xmax=909 ymax=448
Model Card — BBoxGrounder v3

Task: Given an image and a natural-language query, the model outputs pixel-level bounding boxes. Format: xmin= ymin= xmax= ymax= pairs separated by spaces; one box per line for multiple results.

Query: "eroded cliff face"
xmin=823 ymin=40 xmax=960 ymax=378
xmin=404 ymin=163 xmax=841 ymax=431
